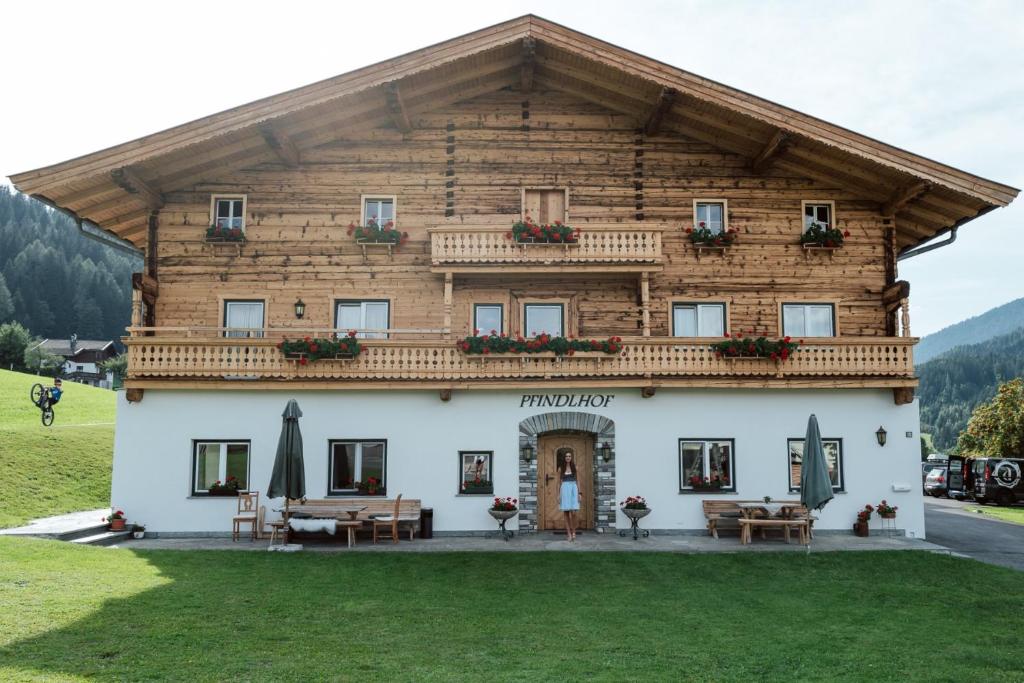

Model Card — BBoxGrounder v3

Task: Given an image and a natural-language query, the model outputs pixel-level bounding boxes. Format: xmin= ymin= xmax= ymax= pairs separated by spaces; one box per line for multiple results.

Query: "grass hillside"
xmin=0 ymin=370 xmax=114 ymax=528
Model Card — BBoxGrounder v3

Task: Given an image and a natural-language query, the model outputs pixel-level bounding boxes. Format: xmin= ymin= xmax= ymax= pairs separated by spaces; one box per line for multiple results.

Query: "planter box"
xmin=466 ymin=351 xmax=614 ymax=361
xmin=205 ymin=236 xmax=247 ymax=244
xmin=461 ymin=486 xmax=494 ymax=495
xmin=801 ymin=243 xmax=841 ymax=260
xmin=207 ymin=489 xmax=240 ymax=497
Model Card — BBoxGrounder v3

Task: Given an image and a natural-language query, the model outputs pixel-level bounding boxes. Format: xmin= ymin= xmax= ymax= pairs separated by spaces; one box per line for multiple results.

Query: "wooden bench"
xmin=703 ymin=500 xmax=814 ymax=540
xmin=289 ymin=497 xmax=422 ymax=541
xmin=738 ymin=517 xmax=810 ymax=545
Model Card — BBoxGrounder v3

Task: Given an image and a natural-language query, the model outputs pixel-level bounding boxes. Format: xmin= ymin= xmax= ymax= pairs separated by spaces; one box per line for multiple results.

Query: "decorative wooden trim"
xmin=125 ymin=387 xmax=145 ymax=403
xmin=360 ymin=194 xmax=398 ymax=226
xmin=893 ymin=387 xmax=915 ymax=405
xmin=751 ymin=131 xmax=792 ymax=174
xmin=801 ymin=244 xmax=838 ymax=260
xmin=692 ymin=244 xmax=731 ymax=262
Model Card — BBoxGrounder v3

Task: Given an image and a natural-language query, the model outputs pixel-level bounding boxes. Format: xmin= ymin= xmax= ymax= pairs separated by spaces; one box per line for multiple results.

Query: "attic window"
xmin=802 ymin=201 xmax=834 ymax=231
xmin=212 ymin=196 xmax=246 ymax=231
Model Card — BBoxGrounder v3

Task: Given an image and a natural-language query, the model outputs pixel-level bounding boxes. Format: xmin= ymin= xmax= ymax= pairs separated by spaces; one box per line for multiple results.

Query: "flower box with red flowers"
xmin=710 ymin=332 xmax=801 ymax=361
xmin=686 ymin=222 xmax=739 ymax=248
xmin=355 ymin=477 xmax=384 ymax=496
xmin=876 ymin=500 xmax=897 ymax=519
xmin=688 ymin=475 xmax=730 ymax=491
xmin=800 ymin=221 xmax=850 ymax=249
xmin=205 ymin=225 xmax=246 ymax=243
xmin=347 ymin=218 xmax=409 ymax=248
xmin=457 ymin=331 xmax=623 ymax=358
xmin=279 ymin=332 xmax=362 ymax=364
xmin=207 ymin=477 xmax=241 ymax=496
xmin=461 ymin=479 xmax=494 ymax=495
xmin=508 ymin=217 xmax=580 ymax=244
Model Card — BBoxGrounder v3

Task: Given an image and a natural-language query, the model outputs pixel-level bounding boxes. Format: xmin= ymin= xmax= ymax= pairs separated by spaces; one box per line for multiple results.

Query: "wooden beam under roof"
xmin=258 ymin=125 xmax=300 ymax=167
xmin=644 ymin=87 xmax=677 ymax=136
xmin=751 ymin=130 xmax=792 ymax=173
xmin=881 ymin=181 xmax=931 ymax=216
xmin=520 ymin=37 xmax=536 ymax=92
xmin=384 ymin=82 xmax=412 ymax=134
xmin=110 ymin=167 xmax=164 ymax=210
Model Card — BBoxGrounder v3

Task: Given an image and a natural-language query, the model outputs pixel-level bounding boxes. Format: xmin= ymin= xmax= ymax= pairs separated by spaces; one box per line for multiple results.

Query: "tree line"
xmin=0 ymin=187 xmax=140 ymax=342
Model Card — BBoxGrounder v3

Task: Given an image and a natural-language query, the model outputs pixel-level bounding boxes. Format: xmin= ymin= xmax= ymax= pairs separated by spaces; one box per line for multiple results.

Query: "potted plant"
xmin=488 ymin=496 xmax=519 ymax=521
xmin=461 ymin=477 xmax=493 ymax=495
xmin=876 ymin=500 xmax=898 ymax=519
xmin=347 ymin=218 xmax=408 ymax=248
xmin=619 ymin=495 xmax=651 ymax=520
xmin=853 ymin=504 xmax=874 ymax=537
xmin=507 ymin=217 xmax=579 ymax=244
xmin=710 ymin=332 xmax=801 ymax=361
xmin=132 ymin=524 xmax=146 ymax=540
xmin=800 ymin=221 xmax=849 ymax=249
xmin=278 ymin=332 xmax=362 ymax=365
xmin=686 ymin=221 xmax=739 ymax=247
xmin=356 ymin=477 xmax=384 ymax=496
xmin=104 ymin=509 xmax=127 ymax=531
xmin=208 ymin=477 xmax=241 ymax=496
xmin=205 ymin=225 xmax=246 ymax=243
xmin=689 ymin=475 xmax=728 ymax=491
xmin=456 ymin=331 xmax=623 ymax=357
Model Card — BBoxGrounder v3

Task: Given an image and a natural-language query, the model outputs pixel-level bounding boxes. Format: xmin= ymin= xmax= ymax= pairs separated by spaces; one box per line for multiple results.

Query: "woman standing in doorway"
xmin=558 ymin=450 xmax=582 ymax=541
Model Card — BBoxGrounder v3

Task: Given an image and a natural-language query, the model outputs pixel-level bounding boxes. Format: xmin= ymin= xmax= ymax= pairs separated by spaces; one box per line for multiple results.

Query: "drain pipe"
xmin=897 ymin=205 xmax=997 ymax=262
xmin=29 ymin=194 xmax=144 ymax=259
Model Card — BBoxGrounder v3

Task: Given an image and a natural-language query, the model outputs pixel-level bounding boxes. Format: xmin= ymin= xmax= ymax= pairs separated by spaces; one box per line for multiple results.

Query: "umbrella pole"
xmin=284 ymin=440 xmax=290 ymax=545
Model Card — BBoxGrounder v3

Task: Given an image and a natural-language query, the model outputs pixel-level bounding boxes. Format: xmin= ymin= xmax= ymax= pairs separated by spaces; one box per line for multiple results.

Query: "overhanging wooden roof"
xmin=10 ymin=15 xmax=1017 ymax=251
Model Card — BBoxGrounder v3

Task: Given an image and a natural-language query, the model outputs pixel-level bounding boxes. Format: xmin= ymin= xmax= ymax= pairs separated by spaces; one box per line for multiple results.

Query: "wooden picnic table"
xmin=736 ymin=502 xmax=807 ymax=545
xmin=274 ymin=505 xmax=368 ymax=547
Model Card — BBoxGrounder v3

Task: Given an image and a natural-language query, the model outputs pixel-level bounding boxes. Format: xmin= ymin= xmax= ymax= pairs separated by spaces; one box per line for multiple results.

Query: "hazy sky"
xmin=2 ymin=0 xmax=1020 ymax=336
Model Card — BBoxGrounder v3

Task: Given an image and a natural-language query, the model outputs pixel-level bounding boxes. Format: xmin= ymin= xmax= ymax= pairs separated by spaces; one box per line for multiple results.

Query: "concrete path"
xmin=925 ymin=498 xmax=1024 ymax=571
xmin=0 ymin=509 xmax=109 ymax=537
xmin=122 ymin=530 xmax=946 ymax=555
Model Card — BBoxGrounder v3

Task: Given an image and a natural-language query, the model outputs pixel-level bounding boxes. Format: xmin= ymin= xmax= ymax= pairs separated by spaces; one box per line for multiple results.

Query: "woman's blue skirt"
xmin=559 ymin=480 xmax=580 ymax=511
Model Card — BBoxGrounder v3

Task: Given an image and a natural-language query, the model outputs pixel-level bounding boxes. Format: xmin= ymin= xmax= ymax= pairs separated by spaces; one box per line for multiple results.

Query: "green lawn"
xmin=966 ymin=505 xmax=1024 ymax=525
xmin=0 ymin=370 xmax=115 ymax=527
xmin=1 ymin=539 xmax=1022 ymax=682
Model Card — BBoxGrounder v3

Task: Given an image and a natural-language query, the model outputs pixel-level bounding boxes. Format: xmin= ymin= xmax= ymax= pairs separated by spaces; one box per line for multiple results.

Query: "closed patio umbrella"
xmin=268 ymin=399 xmax=306 ymax=545
xmin=800 ymin=414 xmax=834 ymax=513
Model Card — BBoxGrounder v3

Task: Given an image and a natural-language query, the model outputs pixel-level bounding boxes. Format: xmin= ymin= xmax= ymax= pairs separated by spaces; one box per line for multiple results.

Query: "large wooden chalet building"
xmin=11 ymin=17 xmax=1017 ymax=536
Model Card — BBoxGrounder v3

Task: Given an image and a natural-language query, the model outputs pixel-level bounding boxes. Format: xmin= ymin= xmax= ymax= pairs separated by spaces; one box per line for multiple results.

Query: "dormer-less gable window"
xmin=212 ymin=195 xmax=246 ymax=231
xmin=802 ymin=201 xmax=834 ymax=231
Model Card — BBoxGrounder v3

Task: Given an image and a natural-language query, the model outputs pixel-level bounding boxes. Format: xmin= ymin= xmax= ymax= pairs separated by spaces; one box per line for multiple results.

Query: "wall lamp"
xmin=876 ymin=426 xmax=887 ymax=447
xmin=600 ymin=442 xmax=613 ymax=462
xmin=520 ymin=444 xmax=534 ymax=462
xmin=294 ymin=298 xmax=306 ymax=320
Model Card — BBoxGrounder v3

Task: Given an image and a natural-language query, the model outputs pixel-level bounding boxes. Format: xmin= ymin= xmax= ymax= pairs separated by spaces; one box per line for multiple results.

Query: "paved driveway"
xmin=925 ymin=498 xmax=1024 ymax=571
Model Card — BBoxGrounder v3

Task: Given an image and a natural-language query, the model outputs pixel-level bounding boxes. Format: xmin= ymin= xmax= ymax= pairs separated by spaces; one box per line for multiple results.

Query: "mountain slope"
xmin=916 ymin=297 xmax=1024 ymax=364
xmin=0 ymin=369 xmax=114 ymax=527
xmin=918 ymin=328 xmax=1024 ymax=451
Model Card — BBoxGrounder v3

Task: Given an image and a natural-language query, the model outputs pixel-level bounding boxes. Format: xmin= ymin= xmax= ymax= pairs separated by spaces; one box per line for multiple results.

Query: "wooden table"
xmin=736 ymin=503 xmax=802 ymax=544
xmin=276 ymin=505 xmax=367 ymax=546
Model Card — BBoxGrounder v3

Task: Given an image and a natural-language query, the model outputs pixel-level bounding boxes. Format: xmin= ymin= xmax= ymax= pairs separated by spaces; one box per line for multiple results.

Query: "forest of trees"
xmin=0 ymin=187 xmax=140 ymax=342
xmin=915 ymin=296 xmax=1024 ymax=364
xmin=918 ymin=327 xmax=1024 ymax=451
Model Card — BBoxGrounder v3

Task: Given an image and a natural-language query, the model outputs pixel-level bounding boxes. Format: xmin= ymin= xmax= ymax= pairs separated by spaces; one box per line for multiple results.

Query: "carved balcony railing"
xmin=124 ymin=335 xmax=915 ymax=385
xmin=428 ymin=224 xmax=664 ymax=269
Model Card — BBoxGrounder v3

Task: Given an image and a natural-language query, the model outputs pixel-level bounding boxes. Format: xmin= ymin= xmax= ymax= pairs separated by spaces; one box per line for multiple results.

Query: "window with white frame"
xmin=224 ymin=300 xmax=265 ymax=338
xmin=362 ymin=197 xmax=395 ymax=226
xmin=788 ymin=438 xmax=844 ymax=492
xmin=336 ymin=300 xmax=390 ymax=339
xmin=329 ymin=440 xmax=386 ymax=495
xmin=672 ymin=303 xmax=726 ymax=337
xmin=803 ymin=202 xmax=833 ymax=231
xmin=782 ymin=303 xmax=835 ymax=337
xmin=213 ymin=196 xmax=245 ymax=230
xmin=474 ymin=304 xmax=503 ymax=336
xmin=192 ymin=441 xmax=250 ymax=494
xmin=523 ymin=303 xmax=564 ymax=337
xmin=679 ymin=439 xmax=735 ymax=491
xmin=694 ymin=201 xmax=726 ymax=234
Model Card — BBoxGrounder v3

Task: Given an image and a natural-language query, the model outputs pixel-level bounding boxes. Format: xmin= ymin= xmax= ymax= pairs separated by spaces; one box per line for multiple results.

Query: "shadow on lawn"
xmin=2 ymin=545 xmax=1023 ymax=681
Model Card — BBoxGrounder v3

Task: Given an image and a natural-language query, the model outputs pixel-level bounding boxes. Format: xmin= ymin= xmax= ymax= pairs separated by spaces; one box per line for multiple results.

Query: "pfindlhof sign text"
xmin=520 ymin=394 xmax=615 ymax=408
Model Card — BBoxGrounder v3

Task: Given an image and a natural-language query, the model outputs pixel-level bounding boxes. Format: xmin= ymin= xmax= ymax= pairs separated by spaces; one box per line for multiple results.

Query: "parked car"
xmin=969 ymin=457 xmax=1024 ymax=507
xmin=924 ymin=467 xmax=948 ymax=497
xmin=922 ymin=462 xmax=945 ymax=490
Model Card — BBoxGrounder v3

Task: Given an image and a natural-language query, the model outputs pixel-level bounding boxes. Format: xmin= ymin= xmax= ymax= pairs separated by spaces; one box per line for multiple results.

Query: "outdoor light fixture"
xmin=876 ymin=426 xmax=887 ymax=447
xmin=520 ymin=444 xmax=534 ymax=462
xmin=293 ymin=299 xmax=306 ymax=319
xmin=600 ymin=442 xmax=613 ymax=462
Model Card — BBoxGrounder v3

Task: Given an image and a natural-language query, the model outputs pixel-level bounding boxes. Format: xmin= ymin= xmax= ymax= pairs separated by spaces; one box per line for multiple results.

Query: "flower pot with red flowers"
xmin=686 ymin=222 xmax=738 ymax=260
xmin=208 ymin=477 xmax=242 ymax=496
xmin=619 ymin=495 xmax=650 ymax=521
xmin=205 ymin=225 xmax=246 ymax=243
xmin=800 ymin=221 xmax=850 ymax=256
xmin=461 ymin=478 xmax=493 ymax=495
xmin=876 ymin=500 xmax=898 ymax=519
xmin=507 ymin=217 xmax=580 ymax=245
xmin=457 ymin=331 xmax=623 ymax=359
xmin=279 ymin=332 xmax=362 ymax=364
xmin=710 ymin=332 xmax=801 ymax=362
xmin=104 ymin=509 xmax=127 ymax=531
xmin=347 ymin=218 xmax=408 ymax=254
xmin=356 ymin=477 xmax=384 ymax=496
xmin=688 ymin=475 xmax=730 ymax=491
xmin=488 ymin=496 xmax=519 ymax=519
xmin=853 ymin=504 xmax=874 ymax=536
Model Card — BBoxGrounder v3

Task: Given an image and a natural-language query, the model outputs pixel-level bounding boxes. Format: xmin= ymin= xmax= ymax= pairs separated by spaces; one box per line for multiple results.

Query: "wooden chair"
xmin=232 ymin=491 xmax=259 ymax=541
xmin=257 ymin=505 xmax=285 ymax=543
xmin=372 ymin=494 xmax=419 ymax=544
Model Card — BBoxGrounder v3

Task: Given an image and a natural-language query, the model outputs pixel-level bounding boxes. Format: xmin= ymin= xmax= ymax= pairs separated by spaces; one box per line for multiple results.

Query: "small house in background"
xmin=37 ymin=335 xmax=118 ymax=387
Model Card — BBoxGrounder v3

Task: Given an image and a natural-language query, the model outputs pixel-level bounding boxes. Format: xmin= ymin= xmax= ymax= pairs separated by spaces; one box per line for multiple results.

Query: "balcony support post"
xmin=900 ymin=298 xmax=911 ymax=337
xmin=443 ymin=272 xmax=453 ymax=338
xmin=640 ymin=272 xmax=651 ymax=336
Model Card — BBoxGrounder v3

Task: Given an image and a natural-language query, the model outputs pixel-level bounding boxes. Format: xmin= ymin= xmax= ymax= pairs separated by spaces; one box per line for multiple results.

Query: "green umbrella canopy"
xmin=800 ymin=414 xmax=834 ymax=512
xmin=268 ymin=399 xmax=306 ymax=501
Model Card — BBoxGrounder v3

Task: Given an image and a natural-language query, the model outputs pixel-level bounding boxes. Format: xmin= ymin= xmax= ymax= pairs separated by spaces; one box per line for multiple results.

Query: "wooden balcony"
xmin=124 ymin=335 xmax=916 ymax=394
xmin=427 ymin=224 xmax=664 ymax=273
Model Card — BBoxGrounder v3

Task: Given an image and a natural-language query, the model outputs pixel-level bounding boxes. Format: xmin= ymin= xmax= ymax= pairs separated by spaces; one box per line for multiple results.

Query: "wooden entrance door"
xmin=537 ymin=434 xmax=593 ymax=531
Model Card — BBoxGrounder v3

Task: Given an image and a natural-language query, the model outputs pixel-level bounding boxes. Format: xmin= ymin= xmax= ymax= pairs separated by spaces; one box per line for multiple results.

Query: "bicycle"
xmin=30 ymin=383 xmax=56 ymax=427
